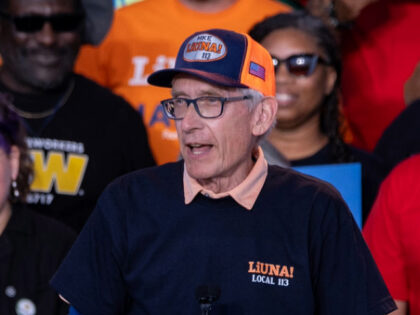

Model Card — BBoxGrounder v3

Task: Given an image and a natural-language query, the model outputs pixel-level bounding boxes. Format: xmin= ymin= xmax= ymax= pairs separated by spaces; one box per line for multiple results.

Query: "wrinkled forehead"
xmin=7 ymin=0 xmax=77 ymax=14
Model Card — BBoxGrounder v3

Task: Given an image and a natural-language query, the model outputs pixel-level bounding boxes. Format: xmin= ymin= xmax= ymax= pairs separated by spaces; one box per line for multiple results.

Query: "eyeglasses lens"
xmin=163 ymin=99 xmax=186 ymax=119
xmin=13 ymin=14 xmax=82 ymax=33
xmin=196 ymin=97 xmax=223 ymax=118
xmin=287 ymin=56 xmax=313 ymax=76
xmin=163 ymin=97 xmax=223 ymax=119
xmin=272 ymin=55 xmax=317 ymax=77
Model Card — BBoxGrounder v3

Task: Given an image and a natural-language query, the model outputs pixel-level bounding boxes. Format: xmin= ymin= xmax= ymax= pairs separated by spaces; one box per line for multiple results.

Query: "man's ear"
xmin=251 ymin=96 xmax=278 ymax=137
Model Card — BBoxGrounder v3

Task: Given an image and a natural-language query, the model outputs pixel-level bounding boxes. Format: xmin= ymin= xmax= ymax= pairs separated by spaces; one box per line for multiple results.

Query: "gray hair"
xmin=237 ymin=88 xmax=264 ymax=111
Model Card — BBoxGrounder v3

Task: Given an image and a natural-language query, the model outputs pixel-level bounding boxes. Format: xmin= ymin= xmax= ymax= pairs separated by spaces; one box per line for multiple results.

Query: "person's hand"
xmin=404 ymin=62 xmax=420 ymax=106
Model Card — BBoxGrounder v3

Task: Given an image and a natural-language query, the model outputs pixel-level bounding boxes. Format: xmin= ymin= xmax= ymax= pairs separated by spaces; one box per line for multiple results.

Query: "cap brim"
xmin=147 ymin=68 xmax=248 ymax=89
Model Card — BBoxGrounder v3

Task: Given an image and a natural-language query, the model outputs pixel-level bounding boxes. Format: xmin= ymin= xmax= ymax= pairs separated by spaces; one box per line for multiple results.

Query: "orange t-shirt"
xmin=75 ymin=0 xmax=291 ymax=164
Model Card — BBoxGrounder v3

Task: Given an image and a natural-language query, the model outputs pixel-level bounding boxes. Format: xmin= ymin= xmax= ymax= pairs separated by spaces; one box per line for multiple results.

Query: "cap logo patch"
xmin=184 ymin=33 xmax=227 ymax=62
xmin=249 ymin=62 xmax=266 ymax=80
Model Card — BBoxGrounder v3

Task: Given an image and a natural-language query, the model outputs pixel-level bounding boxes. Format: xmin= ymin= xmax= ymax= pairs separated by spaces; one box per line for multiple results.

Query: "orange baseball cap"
xmin=147 ymin=29 xmax=275 ymax=97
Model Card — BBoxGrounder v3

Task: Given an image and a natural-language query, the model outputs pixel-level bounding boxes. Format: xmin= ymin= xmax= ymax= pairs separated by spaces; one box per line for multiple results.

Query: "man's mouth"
xmin=31 ymin=53 xmax=61 ymax=66
xmin=186 ymin=143 xmax=213 ymax=156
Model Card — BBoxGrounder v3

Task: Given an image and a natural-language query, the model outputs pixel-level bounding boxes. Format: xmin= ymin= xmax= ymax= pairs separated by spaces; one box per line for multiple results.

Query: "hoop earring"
xmin=11 ymin=180 xmax=20 ymax=199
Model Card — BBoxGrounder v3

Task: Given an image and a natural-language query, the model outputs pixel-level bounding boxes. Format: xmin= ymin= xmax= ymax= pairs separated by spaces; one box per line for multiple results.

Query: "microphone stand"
xmin=195 ymin=285 xmax=221 ymax=315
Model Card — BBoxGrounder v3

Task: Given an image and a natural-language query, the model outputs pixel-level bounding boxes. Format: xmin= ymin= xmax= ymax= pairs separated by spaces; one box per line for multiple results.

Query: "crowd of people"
xmin=0 ymin=0 xmax=418 ymax=314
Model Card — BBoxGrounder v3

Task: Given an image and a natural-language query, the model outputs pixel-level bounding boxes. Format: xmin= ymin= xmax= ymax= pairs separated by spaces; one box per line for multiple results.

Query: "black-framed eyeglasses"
xmin=0 ymin=12 xmax=83 ymax=33
xmin=161 ymin=95 xmax=252 ymax=120
xmin=271 ymin=54 xmax=329 ymax=77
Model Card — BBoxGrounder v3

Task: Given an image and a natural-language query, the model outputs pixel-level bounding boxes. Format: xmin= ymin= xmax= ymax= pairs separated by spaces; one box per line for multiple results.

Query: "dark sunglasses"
xmin=271 ymin=54 xmax=329 ymax=77
xmin=0 ymin=12 xmax=83 ymax=33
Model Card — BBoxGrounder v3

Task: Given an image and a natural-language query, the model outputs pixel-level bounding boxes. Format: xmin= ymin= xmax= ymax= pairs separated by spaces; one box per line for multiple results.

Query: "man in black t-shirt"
xmin=0 ymin=0 xmax=155 ymax=232
xmin=52 ymin=28 xmax=396 ymax=314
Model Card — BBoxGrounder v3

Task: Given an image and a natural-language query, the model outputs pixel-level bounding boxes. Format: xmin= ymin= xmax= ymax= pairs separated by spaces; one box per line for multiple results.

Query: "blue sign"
xmin=293 ymin=163 xmax=362 ymax=228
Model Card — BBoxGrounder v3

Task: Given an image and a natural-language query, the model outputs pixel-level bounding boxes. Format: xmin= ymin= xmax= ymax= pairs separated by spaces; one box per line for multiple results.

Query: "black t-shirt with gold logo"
xmin=0 ymin=74 xmax=155 ymax=232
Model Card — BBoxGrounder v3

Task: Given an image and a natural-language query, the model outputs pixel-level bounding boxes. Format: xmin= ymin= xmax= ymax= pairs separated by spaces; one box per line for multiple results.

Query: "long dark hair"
xmin=249 ymin=10 xmax=353 ymax=162
xmin=0 ymin=93 xmax=33 ymax=202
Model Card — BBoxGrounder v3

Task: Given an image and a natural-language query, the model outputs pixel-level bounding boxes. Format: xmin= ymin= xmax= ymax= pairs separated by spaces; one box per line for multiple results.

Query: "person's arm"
xmin=309 ymin=190 xmax=396 ymax=314
xmin=50 ymin=183 xmax=130 ymax=314
xmin=404 ymin=61 xmax=420 ymax=106
xmin=363 ymin=161 xmax=414 ymax=315
xmin=389 ymin=301 xmax=408 ymax=315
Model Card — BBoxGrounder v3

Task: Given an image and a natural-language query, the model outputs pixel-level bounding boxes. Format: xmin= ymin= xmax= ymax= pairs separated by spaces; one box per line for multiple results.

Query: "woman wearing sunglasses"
xmin=0 ymin=94 xmax=75 ymax=315
xmin=249 ymin=11 xmax=385 ymax=224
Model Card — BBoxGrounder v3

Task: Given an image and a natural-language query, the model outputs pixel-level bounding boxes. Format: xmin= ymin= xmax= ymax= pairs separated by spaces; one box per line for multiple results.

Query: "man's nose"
xmin=180 ymin=103 xmax=203 ymax=132
xmin=36 ymin=22 xmax=57 ymax=46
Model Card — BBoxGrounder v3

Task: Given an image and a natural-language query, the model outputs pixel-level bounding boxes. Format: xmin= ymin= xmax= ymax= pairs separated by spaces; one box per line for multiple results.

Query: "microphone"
xmin=195 ymin=285 xmax=221 ymax=315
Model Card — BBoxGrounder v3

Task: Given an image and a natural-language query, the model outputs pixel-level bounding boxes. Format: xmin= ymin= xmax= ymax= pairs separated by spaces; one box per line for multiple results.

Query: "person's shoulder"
xmin=267 ymin=165 xmax=342 ymax=200
xmin=114 ymin=0 xmax=166 ymax=22
xmin=73 ymin=74 xmax=125 ymax=102
xmin=267 ymin=165 xmax=354 ymax=225
xmin=373 ymin=154 xmax=420 ymax=215
xmin=100 ymin=0 xmax=164 ymax=43
xmin=122 ymin=160 xmax=182 ymax=179
xmin=105 ymin=161 xmax=183 ymax=195
xmin=73 ymin=74 xmax=139 ymax=114
xmin=389 ymin=154 xmax=420 ymax=180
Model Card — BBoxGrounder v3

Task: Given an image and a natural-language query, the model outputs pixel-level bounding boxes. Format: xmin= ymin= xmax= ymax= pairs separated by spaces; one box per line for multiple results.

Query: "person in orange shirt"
xmin=75 ymin=0 xmax=292 ymax=164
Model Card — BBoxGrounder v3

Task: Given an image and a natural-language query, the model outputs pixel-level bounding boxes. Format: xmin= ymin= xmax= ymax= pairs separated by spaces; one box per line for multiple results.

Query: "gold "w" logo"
xmin=30 ymin=150 xmax=89 ymax=195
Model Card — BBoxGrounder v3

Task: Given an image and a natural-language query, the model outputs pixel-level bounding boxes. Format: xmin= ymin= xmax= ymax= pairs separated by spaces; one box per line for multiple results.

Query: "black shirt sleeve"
xmin=308 ymin=189 xmax=396 ymax=314
xmin=50 ymin=183 xmax=129 ymax=315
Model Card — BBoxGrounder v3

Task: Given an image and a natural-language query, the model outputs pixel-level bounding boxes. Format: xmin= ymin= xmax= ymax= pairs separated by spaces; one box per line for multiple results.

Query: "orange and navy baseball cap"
xmin=147 ymin=29 xmax=275 ymax=97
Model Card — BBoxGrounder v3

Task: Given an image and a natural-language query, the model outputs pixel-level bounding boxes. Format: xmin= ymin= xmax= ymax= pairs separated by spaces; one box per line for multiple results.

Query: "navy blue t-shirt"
xmin=51 ymin=162 xmax=396 ymax=314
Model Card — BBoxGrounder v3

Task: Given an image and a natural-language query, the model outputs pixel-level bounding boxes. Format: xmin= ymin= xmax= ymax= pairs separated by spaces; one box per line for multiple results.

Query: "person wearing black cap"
xmin=51 ymin=28 xmax=396 ymax=314
xmin=0 ymin=0 xmax=155 ymax=233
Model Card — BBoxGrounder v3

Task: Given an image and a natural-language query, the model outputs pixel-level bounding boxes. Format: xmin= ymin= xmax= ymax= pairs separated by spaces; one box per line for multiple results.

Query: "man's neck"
xmin=0 ymin=75 xmax=73 ymax=115
xmin=197 ymin=155 xmax=255 ymax=194
xmin=178 ymin=0 xmax=237 ymax=13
